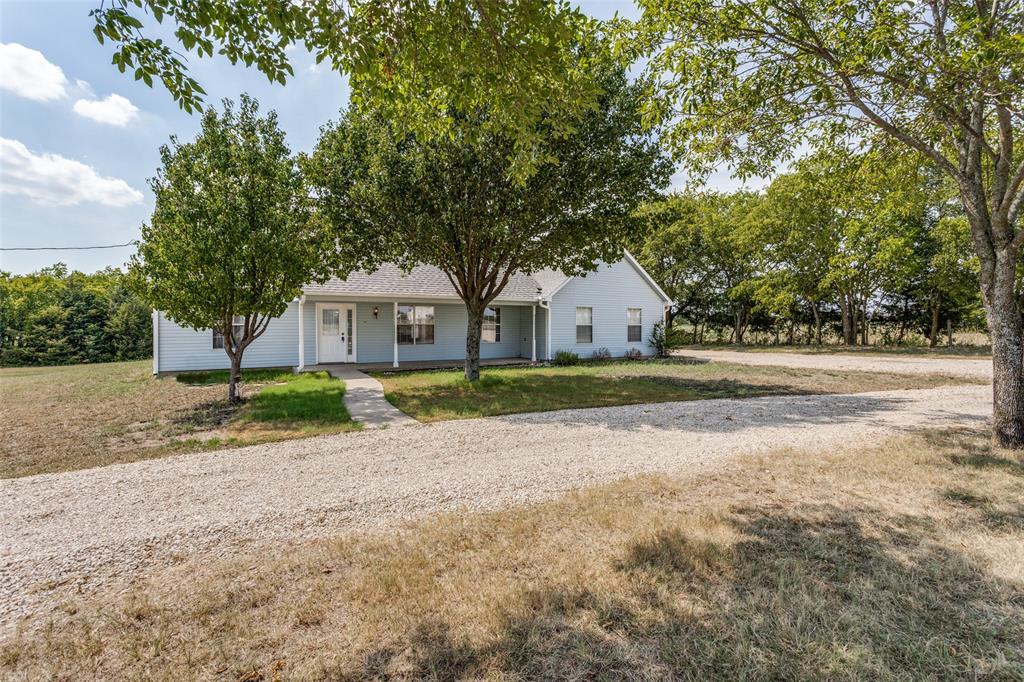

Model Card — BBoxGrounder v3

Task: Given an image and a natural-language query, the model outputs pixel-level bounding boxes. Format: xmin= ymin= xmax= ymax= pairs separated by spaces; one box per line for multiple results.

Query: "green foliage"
xmin=0 ymin=265 xmax=151 ymax=367
xmin=636 ymin=145 xmax=985 ymax=346
xmin=553 ymin=350 xmax=580 ymax=366
xmin=130 ymin=95 xmax=335 ymax=400
xmin=649 ymin=321 xmax=679 ymax=357
xmin=89 ymin=0 xmax=601 ymax=179
xmin=306 ymin=60 xmax=671 ymax=379
xmin=634 ymin=191 xmax=764 ymax=342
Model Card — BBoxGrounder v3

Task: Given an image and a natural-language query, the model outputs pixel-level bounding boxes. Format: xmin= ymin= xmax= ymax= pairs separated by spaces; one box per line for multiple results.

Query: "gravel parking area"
xmin=674 ymin=349 xmax=992 ymax=379
xmin=0 ymin=384 xmax=990 ymax=628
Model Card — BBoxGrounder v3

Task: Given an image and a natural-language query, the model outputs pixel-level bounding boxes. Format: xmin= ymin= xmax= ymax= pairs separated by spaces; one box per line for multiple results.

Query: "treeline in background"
xmin=1 ymin=264 xmax=152 ymax=367
xmin=633 ymin=145 xmax=989 ymax=348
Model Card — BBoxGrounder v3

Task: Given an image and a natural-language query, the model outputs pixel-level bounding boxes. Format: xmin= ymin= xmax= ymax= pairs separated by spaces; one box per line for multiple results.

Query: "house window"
xmin=627 ymin=308 xmax=642 ymax=342
xmin=212 ymin=315 xmax=244 ymax=349
xmin=482 ymin=306 xmax=501 ymax=343
xmin=575 ymin=307 xmax=592 ymax=344
xmin=397 ymin=305 xmax=435 ymax=345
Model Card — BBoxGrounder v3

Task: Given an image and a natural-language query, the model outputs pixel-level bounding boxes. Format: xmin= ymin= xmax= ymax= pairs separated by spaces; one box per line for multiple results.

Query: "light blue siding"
xmin=157 ymin=300 xmax=538 ymax=372
xmin=155 ymin=257 xmax=660 ymax=372
xmin=156 ymin=302 xmax=300 ymax=372
xmin=547 ymin=259 xmax=665 ymax=358
xmin=337 ymin=302 xmax=526 ymax=364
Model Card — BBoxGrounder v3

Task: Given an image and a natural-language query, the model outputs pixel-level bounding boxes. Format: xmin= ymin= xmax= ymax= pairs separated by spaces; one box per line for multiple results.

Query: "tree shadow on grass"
xmin=339 ymin=504 xmax=1024 ymax=680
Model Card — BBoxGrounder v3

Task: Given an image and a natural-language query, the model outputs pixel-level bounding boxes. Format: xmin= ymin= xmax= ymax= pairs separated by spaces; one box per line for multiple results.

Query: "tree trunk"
xmin=988 ymin=258 xmax=1024 ymax=449
xmin=946 ymin=318 xmax=953 ymax=348
xmin=464 ymin=305 xmax=484 ymax=381
xmin=929 ymin=302 xmax=941 ymax=348
xmin=812 ymin=303 xmax=822 ymax=345
xmin=228 ymin=354 xmax=243 ymax=404
xmin=840 ymin=295 xmax=855 ymax=345
xmin=860 ymin=300 xmax=869 ymax=345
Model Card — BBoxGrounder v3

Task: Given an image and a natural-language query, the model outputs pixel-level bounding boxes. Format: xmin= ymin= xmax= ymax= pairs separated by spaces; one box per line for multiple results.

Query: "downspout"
xmin=297 ymin=295 xmax=306 ymax=372
xmin=152 ymin=309 xmax=159 ymax=375
xmin=538 ymin=297 xmax=551 ymax=362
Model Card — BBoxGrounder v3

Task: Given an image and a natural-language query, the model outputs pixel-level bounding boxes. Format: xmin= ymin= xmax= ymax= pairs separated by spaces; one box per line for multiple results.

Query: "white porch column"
xmin=531 ymin=305 xmax=537 ymax=362
xmin=393 ymin=301 xmax=399 ymax=367
xmin=297 ymin=296 xmax=305 ymax=371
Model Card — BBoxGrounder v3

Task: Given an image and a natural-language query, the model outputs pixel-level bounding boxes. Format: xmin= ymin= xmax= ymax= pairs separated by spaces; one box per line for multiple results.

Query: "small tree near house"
xmin=130 ymin=95 xmax=334 ymax=402
xmin=305 ymin=62 xmax=672 ymax=381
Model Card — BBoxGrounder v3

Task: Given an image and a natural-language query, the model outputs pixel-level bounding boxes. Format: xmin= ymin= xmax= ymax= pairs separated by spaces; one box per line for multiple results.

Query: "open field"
xmin=0 ymin=362 xmax=356 ymax=479
xmin=3 ymin=427 xmax=1020 ymax=679
xmin=376 ymin=358 xmax=981 ymax=422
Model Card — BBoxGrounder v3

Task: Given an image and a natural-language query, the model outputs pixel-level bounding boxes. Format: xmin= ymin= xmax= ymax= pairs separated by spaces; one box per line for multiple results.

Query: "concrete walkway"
xmin=326 ymin=366 xmax=418 ymax=428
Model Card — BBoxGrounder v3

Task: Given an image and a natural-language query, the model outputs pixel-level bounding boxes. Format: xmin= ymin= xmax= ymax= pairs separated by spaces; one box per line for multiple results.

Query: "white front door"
xmin=317 ymin=304 xmax=356 ymax=363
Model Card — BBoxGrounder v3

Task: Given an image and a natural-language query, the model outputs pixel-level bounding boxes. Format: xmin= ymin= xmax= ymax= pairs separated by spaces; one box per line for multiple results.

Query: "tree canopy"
xmin=627 ymin=0 xmax=1024 ymax=446
xmin=91 ymin=0 xmax=601 ymax=176
xmin=130 ymin=94 xmax=334 ymax=401
xmin=305 ymin=63 xmax=672 ymax=379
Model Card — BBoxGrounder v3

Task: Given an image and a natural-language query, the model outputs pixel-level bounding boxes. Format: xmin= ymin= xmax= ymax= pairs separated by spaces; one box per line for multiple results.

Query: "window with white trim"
xmin=212 ymin=315 xmax=244 ymax=349
xmin=397 ymin=305 xmax=435 ymax=345
xmin=575 ymin=307 xmax=592 ymax=344
xmin=482 ymin=306 xmax=501 ymax=343
xmin=627 ymin=308 xmax=642 ymax=342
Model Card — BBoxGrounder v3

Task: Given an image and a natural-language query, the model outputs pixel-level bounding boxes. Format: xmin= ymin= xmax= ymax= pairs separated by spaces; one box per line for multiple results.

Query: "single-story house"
xmin=151 ymin=252 xmax=671 ymax=374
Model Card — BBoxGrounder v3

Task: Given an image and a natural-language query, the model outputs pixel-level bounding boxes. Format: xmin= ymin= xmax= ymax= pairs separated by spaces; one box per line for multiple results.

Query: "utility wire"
xmin=0 ymin=240 xmax=139 ymax=252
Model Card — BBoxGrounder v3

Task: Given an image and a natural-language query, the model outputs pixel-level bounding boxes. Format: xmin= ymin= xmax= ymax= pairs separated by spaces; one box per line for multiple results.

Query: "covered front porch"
xmin=295 ymin=296 xmax=547 ymax=370
xmin=303 ymin=357 xmax=533 ymax=374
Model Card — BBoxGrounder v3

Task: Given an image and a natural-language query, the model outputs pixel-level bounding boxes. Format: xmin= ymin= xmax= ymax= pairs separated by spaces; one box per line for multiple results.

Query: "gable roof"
xmin=301 ymin=252 xmax=671 ymax=305
xmin=303 ymin=264 xmax=543 ymax=302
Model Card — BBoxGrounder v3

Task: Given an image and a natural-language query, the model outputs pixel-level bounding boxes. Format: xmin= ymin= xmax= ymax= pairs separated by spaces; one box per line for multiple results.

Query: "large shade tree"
xmin=629 ymin=0 xmax=1024 ymax=448
xmin=305 ymin=64 xmax=672 ymax=380
xmin=130 ymin=95 xmax=334 ymax=402
xmin=90 ymin=0 xmax=599 ymax=177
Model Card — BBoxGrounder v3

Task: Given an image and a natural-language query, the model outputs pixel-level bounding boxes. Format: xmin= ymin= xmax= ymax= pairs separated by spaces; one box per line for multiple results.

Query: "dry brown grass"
xmin=0 ymin=362 xmax=355 ymax=479
xmin=3 ymin=428 xmax=1022 ymax=680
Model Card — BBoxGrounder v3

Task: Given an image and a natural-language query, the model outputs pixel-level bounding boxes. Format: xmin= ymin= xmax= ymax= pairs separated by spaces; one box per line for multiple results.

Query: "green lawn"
xmin=376 ymin=358 xmax=978 ymax=422
xmin=1 ymin=362 xmax=357 ymax=478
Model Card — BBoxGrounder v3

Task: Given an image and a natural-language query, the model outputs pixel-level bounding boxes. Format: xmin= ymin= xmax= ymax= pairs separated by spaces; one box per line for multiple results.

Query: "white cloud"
xmin=73 ymin=93 xmax=140 ymax=126
xmin=0 ymin=138 xmax=143 ymax=207
xmin=0 ymin=43 xmax=67 ymax=101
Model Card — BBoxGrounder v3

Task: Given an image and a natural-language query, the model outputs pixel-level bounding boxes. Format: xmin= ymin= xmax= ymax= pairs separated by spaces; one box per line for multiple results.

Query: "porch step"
xmin=326 ymin=367 xmax=418 ymax=429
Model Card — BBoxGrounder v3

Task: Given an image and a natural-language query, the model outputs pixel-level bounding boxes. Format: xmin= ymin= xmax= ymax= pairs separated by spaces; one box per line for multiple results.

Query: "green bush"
xmin=553 ymin=350 xmax=580 ymax=366
xmin=649 ymin=321 xmax=683 ymax=357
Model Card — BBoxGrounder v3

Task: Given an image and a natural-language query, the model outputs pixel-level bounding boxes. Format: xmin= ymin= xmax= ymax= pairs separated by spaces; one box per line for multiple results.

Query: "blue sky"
xmin=0 ymin=0 xmax=757 ymax=274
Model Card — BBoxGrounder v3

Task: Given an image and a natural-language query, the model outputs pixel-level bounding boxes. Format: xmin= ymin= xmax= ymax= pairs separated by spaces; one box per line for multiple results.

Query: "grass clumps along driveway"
xmin=3 ymin=427 xmax=1021 ymax=679
xmin=376 ymin=358 xmax=982 ymax=422
xmin=0 ymin=362 xmax=356 ymax=478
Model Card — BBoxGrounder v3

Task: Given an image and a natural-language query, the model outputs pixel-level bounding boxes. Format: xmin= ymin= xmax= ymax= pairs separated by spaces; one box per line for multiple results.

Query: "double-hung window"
xmin=575 ymin=307 xmax=593 ymax=344
xmin=482 ymin=306 xmax=501 ymax=343
xmin=627 ymin=308 xmax=642 ymax=342
xmin=397 ymin=305 xmax=435 ymax=345
xmin=212 ymin=315 xmax=245 ymax=349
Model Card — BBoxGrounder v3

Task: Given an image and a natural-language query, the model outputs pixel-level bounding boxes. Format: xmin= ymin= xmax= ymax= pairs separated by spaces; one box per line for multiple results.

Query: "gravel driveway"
xmin=674 ymin=348 xmax=992 ymax=379
xmin=1 ymin=384 xmax=990 ymax=627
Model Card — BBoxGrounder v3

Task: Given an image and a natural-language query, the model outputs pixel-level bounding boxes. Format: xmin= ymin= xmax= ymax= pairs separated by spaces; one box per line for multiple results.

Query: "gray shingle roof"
xmin=529 ymin=268 xmax=572 ymax=299
xmin=303 ymin=264 xmax=545 ymax=301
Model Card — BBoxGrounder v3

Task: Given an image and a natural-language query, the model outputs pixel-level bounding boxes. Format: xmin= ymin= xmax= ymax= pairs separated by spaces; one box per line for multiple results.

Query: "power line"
xmin=0 ymin=240 xmax=139 ymax=252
